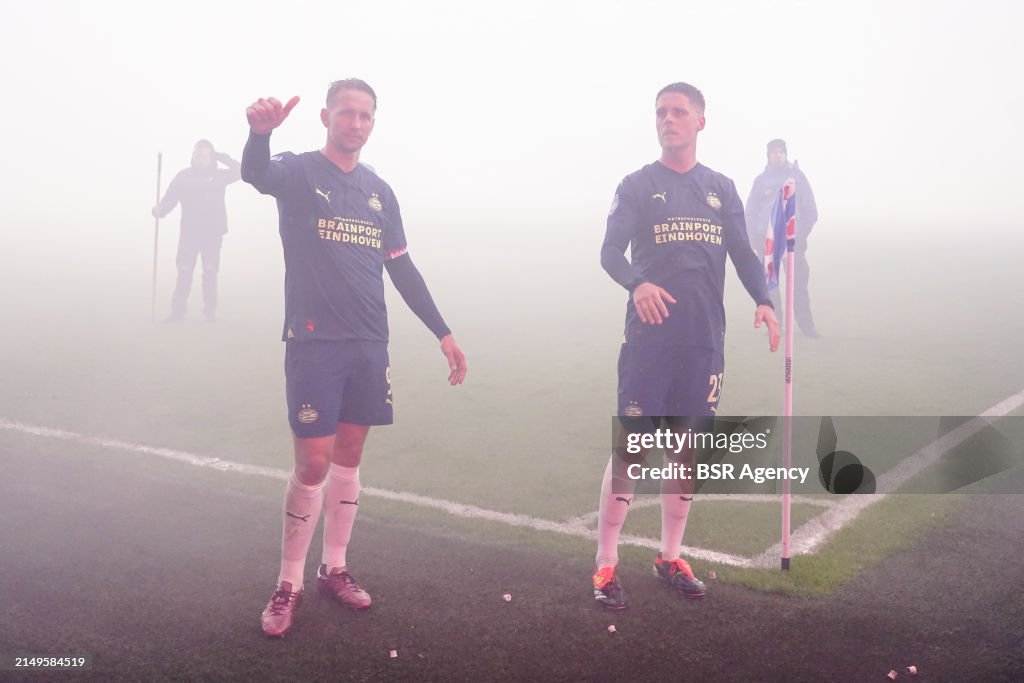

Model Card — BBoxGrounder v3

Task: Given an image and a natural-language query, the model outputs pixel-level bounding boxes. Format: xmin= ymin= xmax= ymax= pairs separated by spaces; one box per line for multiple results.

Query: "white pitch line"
xmin=566 ymin=493 xmax=836 ymax=528
xmin=0 ymin=419 xmax=753 ymax=567
xmin=751 ymin=389 xmax=1024 ymax=568
xmin=0 ymin=421 xmax=292 ymax=481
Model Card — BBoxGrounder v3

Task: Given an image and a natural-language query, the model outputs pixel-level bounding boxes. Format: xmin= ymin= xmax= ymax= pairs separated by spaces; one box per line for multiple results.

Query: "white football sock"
xmin=278 ymin=471 xmax=325 ymax=590
xmin=595 ymin=454 xmax=636 ymax=569
xmin=322 ymin=464 xmax=360 ymax=572
xmin=659 ymin=473 xmax=693 ymax=561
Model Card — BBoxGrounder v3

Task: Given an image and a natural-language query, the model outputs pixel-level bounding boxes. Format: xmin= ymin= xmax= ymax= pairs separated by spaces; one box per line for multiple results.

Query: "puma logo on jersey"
xmin=339 ymin=499 xmax=359 ymax=506
xmin=315 ymin=188 xmax=332 ymax=203
xmin=615 ymin=496 xmax=632 ymax=506
xmin=286 ymin=512 xmax=311 ymax=522
xmin=652 ymin=191 xmax=668 ymax=203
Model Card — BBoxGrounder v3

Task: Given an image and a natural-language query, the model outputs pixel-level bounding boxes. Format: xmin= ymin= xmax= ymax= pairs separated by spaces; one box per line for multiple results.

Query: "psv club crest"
xmin=297 ymin=404 xmax=319 ymax=424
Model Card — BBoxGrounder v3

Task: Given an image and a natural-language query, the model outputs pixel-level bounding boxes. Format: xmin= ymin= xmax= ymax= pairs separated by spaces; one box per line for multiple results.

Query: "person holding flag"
xmin=593 ymin=82 xmax=780 ymax=609
xmin=745 ymin=139 xmax=820 ymax=337
xmin=763 ymin=178 xmax=798 ymax=292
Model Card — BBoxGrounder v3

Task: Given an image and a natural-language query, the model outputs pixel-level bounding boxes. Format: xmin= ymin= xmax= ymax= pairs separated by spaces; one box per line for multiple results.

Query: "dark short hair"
xmin=766 ymin=138 xmax=787 ymax=154
xmin=326 ymin=78 xmax=378 ymax=109
xmin=655 ymin=82 xmax=705 ymax=113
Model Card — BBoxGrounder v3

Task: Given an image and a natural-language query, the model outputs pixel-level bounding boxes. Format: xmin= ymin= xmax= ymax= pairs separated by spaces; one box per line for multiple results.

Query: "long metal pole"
xmin=151 ymin=152 xmax=162 ymax=322
xmin=781 ymin=178 xmax=796 ymax=571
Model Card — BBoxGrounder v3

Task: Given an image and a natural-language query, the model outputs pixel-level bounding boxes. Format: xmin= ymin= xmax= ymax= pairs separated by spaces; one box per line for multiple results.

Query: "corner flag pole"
xmin=781 ymin=178 xmax=797 ymax=571
xmin=151 ymin=152 xmax=162 ymax=322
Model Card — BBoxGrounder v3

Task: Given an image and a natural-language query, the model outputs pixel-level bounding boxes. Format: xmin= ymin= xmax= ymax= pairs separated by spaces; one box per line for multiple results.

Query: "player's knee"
xmin=293 ymin=442 xmax=332 ymax=484
xmin=293 ymin=461 xmax=329 ymax=486
xmin=664 ymin=447 xmax=697 ymax=467
xmin=618 ymin=414 xmax=658 ymax=433
xmin=614 ymin=415 xmax=658 ymax=466
xmin=332 ymin=441 xmax=364 ymax=467
xmin=333 ymin=424 xmax=370 ymax=466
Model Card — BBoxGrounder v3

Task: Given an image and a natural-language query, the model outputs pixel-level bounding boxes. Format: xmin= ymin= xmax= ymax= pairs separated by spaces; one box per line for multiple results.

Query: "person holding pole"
xmin=592 ymin=82 xmax=780 ymax=609
xmin=152 ymin=140 xmax=241 ymax=323
xmin=745 ymin=139 xmax=820 ymax=337
xmin=241 ymin=79 xmax=467 ymax=638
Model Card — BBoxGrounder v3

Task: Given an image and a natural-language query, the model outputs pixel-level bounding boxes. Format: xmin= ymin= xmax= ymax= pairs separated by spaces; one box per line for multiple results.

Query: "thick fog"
xmin=1 ymin=0 xmax=1022 ymax=404
xmin=3 ymin=1 xmax=1023 ymax=277
xmin=2 ymin=4 xmax=1023 ymax=674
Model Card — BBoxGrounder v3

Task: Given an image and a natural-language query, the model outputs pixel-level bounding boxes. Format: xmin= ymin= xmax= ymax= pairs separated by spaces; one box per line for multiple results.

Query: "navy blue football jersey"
xmin=602 ymin=162 xmax=771 ymax=352
xmin=246 ymin=150 xmax=407 ymax=342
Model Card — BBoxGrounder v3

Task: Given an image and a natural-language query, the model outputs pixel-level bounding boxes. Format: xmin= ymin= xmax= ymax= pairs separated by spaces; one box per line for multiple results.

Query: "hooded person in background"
xmin=745 ymin=139 xmax=821 ymax=337
xmin=152 ymin=140 xmax=241 ymax=323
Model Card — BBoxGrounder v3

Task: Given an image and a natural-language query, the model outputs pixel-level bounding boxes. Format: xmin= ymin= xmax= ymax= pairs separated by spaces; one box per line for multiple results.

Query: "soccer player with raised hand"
xmin=241 ymin=80 xmax=467 ymax=637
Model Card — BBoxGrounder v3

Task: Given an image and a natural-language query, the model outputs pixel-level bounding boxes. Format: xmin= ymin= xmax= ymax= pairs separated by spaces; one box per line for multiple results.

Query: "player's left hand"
xmin=440 ymin=334 xmax=467 ymax=385
xmin=754 ymin=304 xmax=780 ymax=352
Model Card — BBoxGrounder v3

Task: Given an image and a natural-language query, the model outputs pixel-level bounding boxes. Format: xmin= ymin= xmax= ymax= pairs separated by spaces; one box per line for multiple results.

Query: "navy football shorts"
xmin=285 ymin=340 xmax=393 ymax=437
xmin=617 ymin=344 xmax=724 ymax=424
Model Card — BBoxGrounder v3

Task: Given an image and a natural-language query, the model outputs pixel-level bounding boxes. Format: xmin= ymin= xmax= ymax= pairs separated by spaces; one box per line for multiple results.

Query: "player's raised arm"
xmin=241 ymin=96 xmax=300 ymax=196
xmin=384 ymin=253 xmax=467 ymax=385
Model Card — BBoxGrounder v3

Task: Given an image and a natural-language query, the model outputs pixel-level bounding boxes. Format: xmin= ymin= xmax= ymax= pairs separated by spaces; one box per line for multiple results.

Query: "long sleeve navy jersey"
xmin=242 ymin=133 xmax=409 ymax=343
xmin=602 ymin=161 xmax=772 ymax=352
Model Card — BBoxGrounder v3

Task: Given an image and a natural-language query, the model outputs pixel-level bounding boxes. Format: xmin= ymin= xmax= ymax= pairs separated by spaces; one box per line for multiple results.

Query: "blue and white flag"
xmin=764 ymin=178 xmax=797 ymax=289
